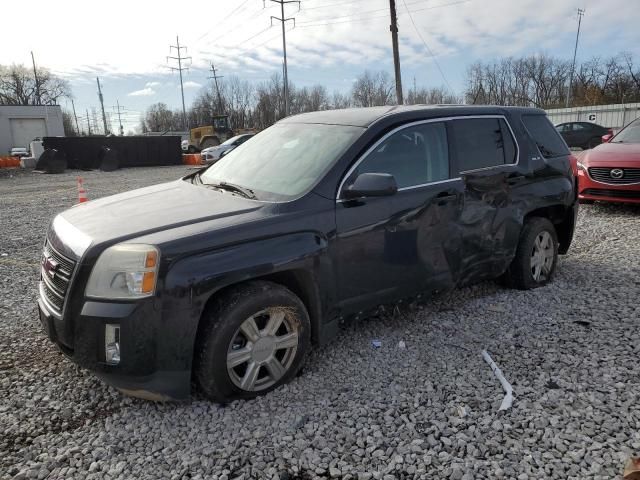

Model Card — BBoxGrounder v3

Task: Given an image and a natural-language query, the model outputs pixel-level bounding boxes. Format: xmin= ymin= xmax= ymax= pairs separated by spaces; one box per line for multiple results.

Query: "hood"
xmin=584 ymin=142 xmax=640 ymax=166
xmin=57 ymin=179 xmax=262 ymax=251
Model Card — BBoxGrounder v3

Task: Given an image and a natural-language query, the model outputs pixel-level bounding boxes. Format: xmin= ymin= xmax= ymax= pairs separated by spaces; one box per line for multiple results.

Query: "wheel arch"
xmin=195 ymin=268 xmax=324 ymax=347
xmin=523 ymin=203 xmax=577 ymax=254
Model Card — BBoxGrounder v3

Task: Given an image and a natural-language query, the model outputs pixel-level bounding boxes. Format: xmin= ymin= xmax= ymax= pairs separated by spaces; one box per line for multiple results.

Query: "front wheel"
xmin=503 ymin=217 xmax=559 ymax=290
xmin=195 ymin=281 xmax=310 ymax=403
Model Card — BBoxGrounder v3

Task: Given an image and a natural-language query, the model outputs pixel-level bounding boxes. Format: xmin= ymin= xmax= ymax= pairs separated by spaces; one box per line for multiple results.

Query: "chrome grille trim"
xmin=40 ymin=239 xmax=77 ymax=315
xmin=588 ymin=167 xmax=640 ymax=185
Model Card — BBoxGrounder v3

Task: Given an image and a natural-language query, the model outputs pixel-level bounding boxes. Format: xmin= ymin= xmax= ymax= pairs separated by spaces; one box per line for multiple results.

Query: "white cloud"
xmin=183 ymin=81 xmax=202 ymax=89
xmin=128 ymin=87 xmax=155 ymax=96
xmin=145 ymin=81 xmax=161 ymax=88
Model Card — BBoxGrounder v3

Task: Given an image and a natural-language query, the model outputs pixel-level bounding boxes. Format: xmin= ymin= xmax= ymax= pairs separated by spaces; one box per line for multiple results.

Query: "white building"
xmin=0 ymin=105 xmax=64 ymax=154
xmin=545 ymin=103 xmax=640 ymax=131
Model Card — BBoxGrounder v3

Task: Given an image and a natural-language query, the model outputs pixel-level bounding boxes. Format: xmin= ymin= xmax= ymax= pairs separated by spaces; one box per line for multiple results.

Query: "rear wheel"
xmin=503 ymin=217 xmax=558 ymax=290
xmin=195 ymin=281 xmax=310 ymax=403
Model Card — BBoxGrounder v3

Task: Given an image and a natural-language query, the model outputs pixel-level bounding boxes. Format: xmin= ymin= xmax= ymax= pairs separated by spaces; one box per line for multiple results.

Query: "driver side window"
xmin=350 ymin=122 xmax=449 ymax=190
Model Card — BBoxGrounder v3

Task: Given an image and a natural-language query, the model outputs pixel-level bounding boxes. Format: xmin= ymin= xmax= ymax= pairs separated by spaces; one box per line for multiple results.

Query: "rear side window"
xmin=521 ymin=115 xmax=569 ymax=158
xmin=452 ymin=118 xmax=516 ymax=172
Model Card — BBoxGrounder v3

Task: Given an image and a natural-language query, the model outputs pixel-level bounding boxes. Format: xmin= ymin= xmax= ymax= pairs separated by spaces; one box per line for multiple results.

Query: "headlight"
xmin=577 ymin=161 xmax=587 ymax=171
xmin=86 ymin=244 xmax=159 ymax=299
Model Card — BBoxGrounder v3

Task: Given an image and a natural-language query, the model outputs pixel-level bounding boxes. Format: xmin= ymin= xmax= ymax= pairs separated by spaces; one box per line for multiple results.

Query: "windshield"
xmin=200 ymin=123 xmax=363 ymax=201
xmin=612 ymin=119 xmax=640 ymax=143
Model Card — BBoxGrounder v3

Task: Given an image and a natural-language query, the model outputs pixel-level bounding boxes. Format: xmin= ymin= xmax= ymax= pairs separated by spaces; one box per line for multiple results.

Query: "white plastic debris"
xmin=481 ymin=350 xmax=513 ymax=411
xmin=398 ymin=340 xmax=406 ymax=349
xmin=371 ymin=340 xmax=382 ymax=348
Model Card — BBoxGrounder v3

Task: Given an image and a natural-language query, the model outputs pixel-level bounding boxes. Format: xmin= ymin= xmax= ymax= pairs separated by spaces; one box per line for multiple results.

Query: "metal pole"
xmin=71 ymin=99 xmax=80 ymax=134
xmin=177 ymin=36 xmax=188 ymax=130
xmin=389 ymin=0 xmax=404 ymax=105
xmin=116 ymin=100 xmax=124 ymax=135
xmin=31 ymin=51 xmax=41 ymax=105
xmin=280 ymin=0 xmax=289 ymax=116
xmin=209 ymin=63 xmax=224 ymax=113
xmin=566 ymin=9 xmax=584 ymax=108
xmin=97 ymin=77 xmax=110 ymax=134
xmin=86 ymin=109 xmax=92 ymax=135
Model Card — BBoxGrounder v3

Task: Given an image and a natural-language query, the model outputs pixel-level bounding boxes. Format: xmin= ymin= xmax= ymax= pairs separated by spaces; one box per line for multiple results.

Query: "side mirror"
xmin=343 ymin=172 xmax=397 ymax=199
xmin=602 ymin=133 xmax=613 ymax=143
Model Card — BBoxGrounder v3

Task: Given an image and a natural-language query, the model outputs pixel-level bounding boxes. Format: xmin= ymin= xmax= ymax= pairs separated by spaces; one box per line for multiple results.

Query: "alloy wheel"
xmin=530 ymin=231 xmax=554 ymax=282
xmin=226 ymin=308 xmax=299 ymax=392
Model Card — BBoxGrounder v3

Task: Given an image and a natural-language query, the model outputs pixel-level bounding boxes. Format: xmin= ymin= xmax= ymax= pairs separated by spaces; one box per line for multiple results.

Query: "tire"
xmin=580 ymin=199 xmax=595 ymax=205
xmin=200 ymin=137 xmax=220 ymax=149
xmin=195 ymin=281 xmax=311 ymax=403
xmin=503 ymin=217 xmax=559 ymax=290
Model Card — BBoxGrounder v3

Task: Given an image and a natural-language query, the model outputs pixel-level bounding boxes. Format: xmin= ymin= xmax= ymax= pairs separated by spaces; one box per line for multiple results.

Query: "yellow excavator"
xmin=185 ymin=115 xmax=257 ymax=153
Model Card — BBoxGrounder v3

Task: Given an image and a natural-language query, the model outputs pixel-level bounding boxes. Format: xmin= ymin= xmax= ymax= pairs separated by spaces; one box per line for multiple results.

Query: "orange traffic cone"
xmin=77 ymin=176 xmax=88 ymax=203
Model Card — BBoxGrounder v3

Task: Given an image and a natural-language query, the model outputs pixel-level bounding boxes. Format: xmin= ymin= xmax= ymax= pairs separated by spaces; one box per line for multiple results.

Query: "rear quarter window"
xmin=522 ymin=114 xmax=569 ymax=158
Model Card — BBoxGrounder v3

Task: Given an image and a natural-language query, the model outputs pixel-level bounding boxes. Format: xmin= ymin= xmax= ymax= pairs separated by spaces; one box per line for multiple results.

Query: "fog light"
xmin=105 ymin=324 xmax=120 ymax=365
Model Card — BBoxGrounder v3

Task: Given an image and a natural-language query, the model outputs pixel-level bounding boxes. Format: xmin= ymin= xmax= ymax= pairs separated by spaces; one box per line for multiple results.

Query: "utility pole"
xmin=389 ymin=0 xmax=404 ymax=105
xmin=112 ymin=101 xmax=125 ymax=135
xmin=167 ymin=36 xmax=192 ymax=130
xmin=268 ymin=0 xmax=300 ymax=117
xmin=566 ymin=8 xmax=585 ymax=108
xmin=70 ymin=98 xmax=80 ymax=134
xmin=86 ymin=109 xmax=92 ymax=135
xmin=208 ymin=63 xmax=224 ymax=114
xmin=96 ymin=77 xmax=110 ymax=135
xmin=31 ymin=51 xmax=41 ymax=105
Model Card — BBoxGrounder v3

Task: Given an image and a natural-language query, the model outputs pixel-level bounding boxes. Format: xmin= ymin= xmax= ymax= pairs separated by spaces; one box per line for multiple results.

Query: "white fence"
xmin=545 ymin=103 xmax=640 ymax=131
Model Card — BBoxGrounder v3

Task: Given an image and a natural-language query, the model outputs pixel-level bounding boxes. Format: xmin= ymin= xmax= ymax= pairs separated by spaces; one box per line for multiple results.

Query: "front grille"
xmin=582 ymin=188 xmax=640 ymax=199
xmin=589 ymin=167 xmax=640 ymax=184
xmin=40 ymin=240 xmax=77 ymax=314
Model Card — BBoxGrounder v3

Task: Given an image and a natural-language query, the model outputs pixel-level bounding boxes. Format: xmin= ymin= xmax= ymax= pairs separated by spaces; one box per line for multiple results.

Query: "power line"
xmin=167 ymin=35 xmax=192 ymax=130
xmin=401 ymin=0 xmax=455 ymax=96
xmin=196 ymin=0 xmax=253 ymax=42
xmin=197 ymin=1 xmax=266 ymax=47
xmin=269 ymin=0 xmax=300 ymax=116
xmin=297 ymin=0 xmax=470 ymax=26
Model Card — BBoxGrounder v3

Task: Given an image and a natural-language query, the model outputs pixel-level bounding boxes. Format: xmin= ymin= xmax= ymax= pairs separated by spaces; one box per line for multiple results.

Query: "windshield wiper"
xmin=203 ymin=181 xmax=257 ymax=199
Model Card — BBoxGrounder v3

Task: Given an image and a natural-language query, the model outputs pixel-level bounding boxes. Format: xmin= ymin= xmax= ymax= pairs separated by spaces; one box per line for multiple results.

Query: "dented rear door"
xmin=449 ymin=116 xmax=524 ymax=284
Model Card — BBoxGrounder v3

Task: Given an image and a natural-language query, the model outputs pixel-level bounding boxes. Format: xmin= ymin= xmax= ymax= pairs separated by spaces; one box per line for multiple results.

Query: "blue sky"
xmin=3 ymin=0 xmax=639 ymax=132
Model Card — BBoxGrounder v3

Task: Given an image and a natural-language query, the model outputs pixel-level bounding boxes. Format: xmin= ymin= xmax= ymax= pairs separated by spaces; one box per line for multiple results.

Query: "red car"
xmin=577 ymin=118 xmax=640 ymax=204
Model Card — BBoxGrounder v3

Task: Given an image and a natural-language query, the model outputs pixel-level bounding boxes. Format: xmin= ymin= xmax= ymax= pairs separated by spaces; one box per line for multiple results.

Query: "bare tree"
xmin=0 ymin=64 xmax=70 ymax=105
xmin=352 ymin=71 xmax=394 ymax=107
xmin=465 ymin=52 xmax=640 ymax=108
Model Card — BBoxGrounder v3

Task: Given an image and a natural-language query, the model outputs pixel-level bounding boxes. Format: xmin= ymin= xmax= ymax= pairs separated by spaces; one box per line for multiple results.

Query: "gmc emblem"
xmin=42 ymin=256 xmax=59 ymax=278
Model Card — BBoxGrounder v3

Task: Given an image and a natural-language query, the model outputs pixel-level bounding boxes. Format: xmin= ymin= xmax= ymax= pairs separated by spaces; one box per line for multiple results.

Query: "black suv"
xmin=38 ymin=106 xmax=578 ymax=402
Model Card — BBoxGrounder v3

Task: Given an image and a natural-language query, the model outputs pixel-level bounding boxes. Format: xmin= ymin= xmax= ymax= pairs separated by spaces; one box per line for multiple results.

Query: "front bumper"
xmin=577 ymin=170 xmax=640 ymax=204
xmin=37 ymin=295 xmax=191 ymax=401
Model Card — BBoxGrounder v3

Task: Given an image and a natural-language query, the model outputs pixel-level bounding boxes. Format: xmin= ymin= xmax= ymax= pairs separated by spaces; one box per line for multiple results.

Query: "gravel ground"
xmin=1 ymin=166 xmax=639 ymax=480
